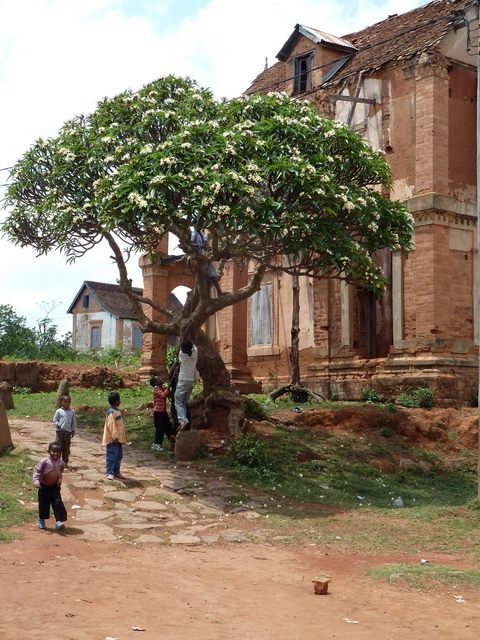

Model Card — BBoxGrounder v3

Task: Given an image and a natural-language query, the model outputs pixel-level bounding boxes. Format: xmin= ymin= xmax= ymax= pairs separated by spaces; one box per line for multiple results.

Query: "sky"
xmin=0 ymin=0 xmax=426 ymax=337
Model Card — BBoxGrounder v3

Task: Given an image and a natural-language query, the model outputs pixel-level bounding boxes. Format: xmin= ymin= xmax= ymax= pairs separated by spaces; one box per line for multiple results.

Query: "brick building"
xmin=141 ymin=0 xmax=479 ymax=404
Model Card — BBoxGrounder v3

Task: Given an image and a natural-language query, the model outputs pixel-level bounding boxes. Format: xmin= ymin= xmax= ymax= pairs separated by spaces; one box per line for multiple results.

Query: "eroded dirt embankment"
xmin=0 ymin=360 xmax=140 ymax=392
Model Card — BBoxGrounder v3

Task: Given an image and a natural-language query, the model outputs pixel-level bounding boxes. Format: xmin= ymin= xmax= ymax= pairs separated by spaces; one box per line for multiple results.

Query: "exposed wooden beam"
xmin=328 ymin=94 xmax=376 ymax=104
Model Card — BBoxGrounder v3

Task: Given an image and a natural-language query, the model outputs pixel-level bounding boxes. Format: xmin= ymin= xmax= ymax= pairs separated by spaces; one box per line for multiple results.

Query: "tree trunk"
xmin=189 ymin=329 xmax=245 ymax=437
xmin=269 ymin=269 xmax=325 ymax=404
xmin=290 ymin=273 xmax=301 ymax=387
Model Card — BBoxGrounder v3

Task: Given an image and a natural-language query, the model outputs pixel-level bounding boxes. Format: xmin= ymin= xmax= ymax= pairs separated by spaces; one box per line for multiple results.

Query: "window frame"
xmin=293 ymin=51 xmax=314 ymax=94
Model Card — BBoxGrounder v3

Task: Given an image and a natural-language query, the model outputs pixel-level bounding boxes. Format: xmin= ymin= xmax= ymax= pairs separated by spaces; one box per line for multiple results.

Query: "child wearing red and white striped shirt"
xmin=150 ymin=376 xmax=172 ymax=451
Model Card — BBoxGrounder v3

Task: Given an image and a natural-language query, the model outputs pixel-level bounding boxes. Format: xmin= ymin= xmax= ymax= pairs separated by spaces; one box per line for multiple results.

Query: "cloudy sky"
xmin=0 ymin=0 xmax=425 ymax=336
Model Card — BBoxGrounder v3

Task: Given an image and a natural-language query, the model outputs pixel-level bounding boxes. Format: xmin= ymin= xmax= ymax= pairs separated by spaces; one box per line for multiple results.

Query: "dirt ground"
xmin=2 ymin=528 xmax=480 ymax=640
xmin=2 ymin=406 xmax=480 ymax=640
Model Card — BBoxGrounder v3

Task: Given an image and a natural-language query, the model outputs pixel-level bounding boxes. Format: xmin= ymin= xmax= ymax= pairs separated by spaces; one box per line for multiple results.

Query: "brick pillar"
xmin=218 ymin=261 xmax=261 ymax=393
xmin=138 ymin=239 xmax=169 ymax=379
xmin=415 ymin=53 xmax=449 ymax=195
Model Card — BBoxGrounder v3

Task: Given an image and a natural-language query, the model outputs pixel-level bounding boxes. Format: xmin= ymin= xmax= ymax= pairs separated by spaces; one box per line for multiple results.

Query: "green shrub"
xmin=397 ymin=387 xmax=436 ymax=410
xmin=227 ymin=433 xmax=272 ymax=468
xmin=472 ymin=391 xmax=478 ymax=408
xmin=361 ymin=388 xmax=385 ymax=404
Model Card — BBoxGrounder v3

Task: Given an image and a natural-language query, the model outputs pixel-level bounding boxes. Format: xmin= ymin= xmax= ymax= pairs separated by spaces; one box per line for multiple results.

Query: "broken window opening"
xmin=293 ymin=52 xmax=313 ymax=94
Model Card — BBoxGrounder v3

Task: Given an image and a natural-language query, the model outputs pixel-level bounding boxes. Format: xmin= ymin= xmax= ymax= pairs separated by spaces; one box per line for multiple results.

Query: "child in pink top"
xmin=33 ymin=442 xmax=67 ymax=531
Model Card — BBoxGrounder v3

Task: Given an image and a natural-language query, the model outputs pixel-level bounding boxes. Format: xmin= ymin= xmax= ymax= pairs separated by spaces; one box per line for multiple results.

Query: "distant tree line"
xmin=0 ymin=304 xmax=74 ymax=362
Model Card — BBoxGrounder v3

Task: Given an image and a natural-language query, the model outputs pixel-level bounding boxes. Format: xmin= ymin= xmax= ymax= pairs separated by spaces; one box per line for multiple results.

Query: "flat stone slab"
xmin=230 ymin=506 xmax=249 ymax=514
xmin=219 ymin=530 xmax=249 ymax=542
xmin=245 ymin=501 xmax=265 ymax=510
xmin=114 ymin=502 xmax=131 ymax=511
xmin=116 ymin=523 xmax=165 ymax=530
xmin=61 ymin=485 xmax=76 ymax=502
xmin=143 ymin=487 xmax=181 ymax=500
xmin=72 ymin=523 xmax=118 ymax=542
xmin=197 ymin=496 xmax=227 ymax=509
xmin=202 ymin=535 xmax=219 ymax=543
xmin=189 ymin=502 xmax=223 ymax=515
xmin=161 ymin=519 xmax=190 ymax=528
xmin=129 ymin=512 xmax=168 ymax=521
xmin=173 ymin=504 xmax=193 ymax=514
xmin=135 ymin=534 xmax=166 ymax=543
xmin=132 ymin=500 xmax=167 ymax=512
xmin=84 ymin=498 xmax=105 ymax=508
xmin=216 ymin=490 xmax=241 ymax=498
xmin=72 ymin=510 xmax=114 ymax=523
xmin=207 ymin=481 xmax=230 ymax=490
xmin=69 ymin=481 xmax=98 ymax=490
xmin=161 ymin=479 xmax=191 ymax=491
xmin=116 ymin=517 xmax=150 ymax=524
xmin=169 ymin=534 xmax=201 ymax=544
xmin=75 ymin=471 xmax=105 ymax=481
xmin=104 ymin=491 xmax=138 ymax=502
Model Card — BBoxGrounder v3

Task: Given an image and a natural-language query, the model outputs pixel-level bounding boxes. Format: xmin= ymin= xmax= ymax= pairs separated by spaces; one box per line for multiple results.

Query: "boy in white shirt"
xmin=174 ymin=339 xmax=198 ymax=431
xmin=53 ymin=394 xmax=76 ymax=468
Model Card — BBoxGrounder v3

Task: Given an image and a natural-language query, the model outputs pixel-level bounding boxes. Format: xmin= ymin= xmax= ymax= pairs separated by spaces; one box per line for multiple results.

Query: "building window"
xmin=82 ymin=294 xmax=92 ymax=308
xmin=91 ymin=326 xmax=100 ymax=349
xmin=293 ymin=52 xmax=313 ymax=94
xmin=250 ymin=284 xmax=272 ymax=346
xmin=133 ymin=327 xmax=143 ymax=350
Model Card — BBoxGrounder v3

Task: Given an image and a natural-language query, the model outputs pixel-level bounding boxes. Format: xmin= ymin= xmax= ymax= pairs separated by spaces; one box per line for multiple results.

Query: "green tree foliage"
xmin=0 ymin=303 xmax=73 ymax=362
xmin=2 ymin=75 xmax=412 ymax=305
xmin=0 ymin=304 xmax=38 ymax=359
xmin=1 ymin=76 xmax=414 ymax=427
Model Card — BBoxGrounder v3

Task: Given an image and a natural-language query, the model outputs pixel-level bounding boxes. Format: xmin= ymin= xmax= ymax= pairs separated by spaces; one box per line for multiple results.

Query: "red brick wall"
xmin=448 ymin=66 xmax=477 ymax=199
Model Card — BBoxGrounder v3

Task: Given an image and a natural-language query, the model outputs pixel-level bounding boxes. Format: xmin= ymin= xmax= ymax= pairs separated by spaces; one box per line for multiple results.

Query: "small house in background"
xmin=68 ymin=281 xmax=144 ymax=352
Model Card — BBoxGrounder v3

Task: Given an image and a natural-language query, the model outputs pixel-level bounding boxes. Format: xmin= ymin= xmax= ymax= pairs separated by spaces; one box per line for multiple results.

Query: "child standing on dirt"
xmin=150 ymin=376 xmax=172 ymax=451
xmin=33 ymin=441 xmax=67 ymax=531
xmin=53 ymin=394 xmax=76 ymax=468
xmin=102 ymin=391 xmax=127 ymax=480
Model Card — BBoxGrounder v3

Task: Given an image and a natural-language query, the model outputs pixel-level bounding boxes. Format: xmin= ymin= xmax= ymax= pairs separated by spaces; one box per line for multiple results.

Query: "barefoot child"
xmin=150 ymin=376 xmax=172 ymax=451
xmin=102 ymin=391 xmax=127 ymax=480
xmin=53 ymin=394 xmax=76 ymax=468
xmin=33 ymin=442 xmax=67 ymax=531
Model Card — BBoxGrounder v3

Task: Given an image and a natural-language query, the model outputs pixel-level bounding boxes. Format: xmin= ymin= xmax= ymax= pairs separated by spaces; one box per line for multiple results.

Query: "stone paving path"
xmin=10 ymin=419 xmax=282 ymax=546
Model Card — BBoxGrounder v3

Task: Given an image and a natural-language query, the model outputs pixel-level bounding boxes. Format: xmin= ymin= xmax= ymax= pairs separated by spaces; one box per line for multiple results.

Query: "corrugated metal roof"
xmin=300 ymin=25 xmax=356 ymax=50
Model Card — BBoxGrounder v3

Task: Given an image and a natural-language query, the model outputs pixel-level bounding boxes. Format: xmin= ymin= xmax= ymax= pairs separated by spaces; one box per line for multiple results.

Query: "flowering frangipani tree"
xmin=2 ymin=75 xmax=413 ymax=434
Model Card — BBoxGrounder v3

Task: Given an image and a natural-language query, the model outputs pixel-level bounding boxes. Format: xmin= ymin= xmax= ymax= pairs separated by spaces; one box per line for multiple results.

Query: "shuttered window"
xmin=250 ymin=284 xmax=272 ymax=346
xmin=91 ymin=326 xmax=100 ymax=349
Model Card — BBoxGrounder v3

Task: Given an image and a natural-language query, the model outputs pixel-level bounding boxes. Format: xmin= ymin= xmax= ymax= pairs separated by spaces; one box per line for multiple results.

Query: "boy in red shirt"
xmin=150 ymin=376 xmax=172 ymax=451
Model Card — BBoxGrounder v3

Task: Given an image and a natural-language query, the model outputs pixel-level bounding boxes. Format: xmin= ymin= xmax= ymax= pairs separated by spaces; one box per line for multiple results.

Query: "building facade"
xmin=141 ymin=0 xmax=479 ymax=404
xmin=68 ymin=281 xmax=143 ymax=353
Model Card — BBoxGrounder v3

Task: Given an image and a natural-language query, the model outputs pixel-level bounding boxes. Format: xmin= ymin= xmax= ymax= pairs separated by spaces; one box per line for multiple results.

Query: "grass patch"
xmin=8 ymin=387 xmax=157 ymax=450
xmin=221 ymin=423 xmax=477 ymax=510
xmin=365 ymin=563 xmax=480 ymax=590
xmin=0 ymin=450 xmax=37 ymax=542
xmin=8 ymin=386 xmax=153 ymax=422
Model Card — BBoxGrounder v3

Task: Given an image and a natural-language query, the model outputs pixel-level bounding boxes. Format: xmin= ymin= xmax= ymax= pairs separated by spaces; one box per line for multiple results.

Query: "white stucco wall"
xmin=74 ymin=311 xmax=115 ymax=351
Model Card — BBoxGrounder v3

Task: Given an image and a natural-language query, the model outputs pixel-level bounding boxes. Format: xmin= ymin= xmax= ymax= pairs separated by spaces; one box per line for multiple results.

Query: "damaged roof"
xmin=68 ymin=281 xmax=182 ymax=319
xmin=67 ymin=281 xmax=143 ymax=320
xmin=331 ymin=0 xmax=477 ymax=85
xmin=245 ymin=0 xmax=476 ymax=94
